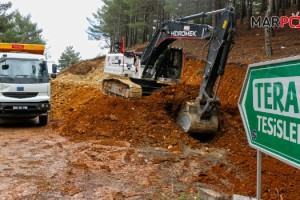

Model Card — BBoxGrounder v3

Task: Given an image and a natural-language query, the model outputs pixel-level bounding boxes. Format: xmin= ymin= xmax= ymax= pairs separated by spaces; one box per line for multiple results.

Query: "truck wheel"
xmin=39 ymin=115 xmax=48 ymax=126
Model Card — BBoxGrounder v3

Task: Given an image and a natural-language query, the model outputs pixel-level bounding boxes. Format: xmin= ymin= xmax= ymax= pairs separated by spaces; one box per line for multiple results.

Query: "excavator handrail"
xmin=177 ymin=8 xmax=228 ymax=22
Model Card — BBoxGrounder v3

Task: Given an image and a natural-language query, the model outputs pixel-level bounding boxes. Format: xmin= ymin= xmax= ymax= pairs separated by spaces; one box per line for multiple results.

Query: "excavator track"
xmin=102 ymin=78 xmax=142 ymax=99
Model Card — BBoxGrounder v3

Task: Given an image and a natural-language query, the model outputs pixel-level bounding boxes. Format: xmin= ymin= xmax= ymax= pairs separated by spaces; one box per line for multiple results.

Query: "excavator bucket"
xmin=177 ymin=101 xmax=218 ymax=134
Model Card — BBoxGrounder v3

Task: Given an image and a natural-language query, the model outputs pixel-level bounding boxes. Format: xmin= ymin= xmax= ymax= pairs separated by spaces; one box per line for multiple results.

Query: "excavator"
xmin=102 ymin=5 xmax=236 ymax=134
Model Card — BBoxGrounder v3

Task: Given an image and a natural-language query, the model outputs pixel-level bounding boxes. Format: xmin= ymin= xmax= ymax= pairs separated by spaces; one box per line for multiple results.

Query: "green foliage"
xmin=127 ymin=21 xmax=145 ymax=29
xmin=0 ymin=2 xmax=45 ymax=45
xmin=87 ymin=0 xmax=296 ymax=53
xmin=86 ymin=8 xmax=107 ymax=41
xmin=87 ymin=0 xmax=223 ymax=51
xmin=58 ymin=46 xmax=81 ymax=71
xmin=0 ymin=2 xmax=13 ymax=33
xmin=0 ymin=11 xmax=45 ymax=44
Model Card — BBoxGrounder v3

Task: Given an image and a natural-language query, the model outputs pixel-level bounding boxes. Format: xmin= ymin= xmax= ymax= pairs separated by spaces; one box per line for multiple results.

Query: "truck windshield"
xmin=0 ymin=59 xmax=49 ymax=84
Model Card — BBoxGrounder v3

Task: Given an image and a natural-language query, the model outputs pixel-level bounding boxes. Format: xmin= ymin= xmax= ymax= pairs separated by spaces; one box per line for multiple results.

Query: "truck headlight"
xmin=40 ymin=103 xmax=50 ymax=109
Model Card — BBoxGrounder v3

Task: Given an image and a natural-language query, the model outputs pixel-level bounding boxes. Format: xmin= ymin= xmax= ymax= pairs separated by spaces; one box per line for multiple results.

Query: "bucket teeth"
xmin=177 ymin=101 xmax=218 ymax=134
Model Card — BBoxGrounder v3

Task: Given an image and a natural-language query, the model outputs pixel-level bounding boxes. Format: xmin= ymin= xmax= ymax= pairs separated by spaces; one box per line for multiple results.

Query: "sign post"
xmin=239 ymin=56 xmax=300 ymax=199
xmin=256 ymin=150 xmax=262 ymax=199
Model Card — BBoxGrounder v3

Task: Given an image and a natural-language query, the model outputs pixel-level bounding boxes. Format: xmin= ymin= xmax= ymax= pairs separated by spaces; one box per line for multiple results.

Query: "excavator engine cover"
xmin=177 ymin=101 xmax=218 ymax=134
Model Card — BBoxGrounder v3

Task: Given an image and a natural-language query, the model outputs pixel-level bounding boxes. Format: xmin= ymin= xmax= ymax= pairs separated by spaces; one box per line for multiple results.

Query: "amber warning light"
xmin=0 ymin=43 xmax=45 ymax=55
xmin=11 ymin=44 xmax=24 ymax=49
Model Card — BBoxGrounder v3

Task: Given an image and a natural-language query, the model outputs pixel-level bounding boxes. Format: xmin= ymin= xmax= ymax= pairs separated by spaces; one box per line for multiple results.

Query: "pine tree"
xmin=0 ymin=2 xmax=13 ymax=33
xmin=0 ymin=10 xmax=45 ymax=44
xmin=58 ymin=46 xmax=81 ymax=70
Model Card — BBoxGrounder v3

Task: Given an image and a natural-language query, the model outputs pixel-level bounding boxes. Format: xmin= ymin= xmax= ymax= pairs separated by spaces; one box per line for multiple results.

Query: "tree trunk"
xmin=280 ymin=0 xmax=286 ymax=16
xmin=117 ymin=3 xmax=121 ymax=42
xmin=265 ymin=0 xmax=273 ymax=57
xmin=240 ymin=0 xmax=246 ymax=24
xmin=286 ymin=0 xmax=291 ymax=8
xmin=246 ymin=0 xmax=253 ymax=30
xmin=260 ymin=0 xmax=268 ymax=12
xmin=125 ymin=26 xmax=129 ymax=47
xmin=212 ymin=0 xmax=217 ymax=27
xmin=143 ymin=7 xmax=148 ymax=43
xmin=274 ymin=0 xmax=280 ymax=16
xmin=134 ymin=9 xmax=137 ymax=45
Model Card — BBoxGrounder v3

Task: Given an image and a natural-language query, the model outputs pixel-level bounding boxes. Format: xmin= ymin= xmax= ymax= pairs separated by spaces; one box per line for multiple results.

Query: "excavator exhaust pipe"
xmin=177 ymin=101 xmax=218 ymax=134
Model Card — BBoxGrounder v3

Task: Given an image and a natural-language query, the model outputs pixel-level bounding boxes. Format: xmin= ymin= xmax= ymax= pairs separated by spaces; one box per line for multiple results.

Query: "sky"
xmin=2 ymin=0 xmax=107 ymax=63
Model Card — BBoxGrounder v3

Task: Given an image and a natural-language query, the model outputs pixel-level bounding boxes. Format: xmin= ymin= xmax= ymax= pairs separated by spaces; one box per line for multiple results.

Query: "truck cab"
xmin=0 ymin=43 xmax=55 ymax=125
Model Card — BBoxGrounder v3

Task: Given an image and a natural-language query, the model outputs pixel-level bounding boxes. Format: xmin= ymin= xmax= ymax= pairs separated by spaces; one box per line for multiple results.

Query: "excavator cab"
xmin=143 ymin=47 xmax=183 ymax=82
xmin=156 ymin=47 xmax=183 ymax=82
xmin=128 ymin=47 xmax=183 ymax=96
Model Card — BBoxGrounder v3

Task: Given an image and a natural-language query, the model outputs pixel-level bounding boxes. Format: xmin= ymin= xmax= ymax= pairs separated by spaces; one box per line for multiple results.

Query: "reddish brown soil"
xmin=50 ymin=23 xmax=300 ymax=199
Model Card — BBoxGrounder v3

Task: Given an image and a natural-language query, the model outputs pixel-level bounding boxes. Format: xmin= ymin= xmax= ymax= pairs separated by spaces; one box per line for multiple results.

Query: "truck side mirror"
xmin=52 ymin=64 xmax=57 ymax=74
xmin=50 ymin=73 xmax=57 ymax=79
xmin=2 ymin=64 xmax=9 ymax=70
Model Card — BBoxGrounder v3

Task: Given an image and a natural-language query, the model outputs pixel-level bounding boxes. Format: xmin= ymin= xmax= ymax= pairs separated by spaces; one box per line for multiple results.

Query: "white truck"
xmin=0 ymin=43 xmax=56 ymax=125
xmin=104 ymin=51 xmax=143 ymax=78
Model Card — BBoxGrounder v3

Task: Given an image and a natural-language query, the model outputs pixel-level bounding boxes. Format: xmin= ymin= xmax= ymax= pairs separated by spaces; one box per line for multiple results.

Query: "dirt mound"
xmin=50 ymin=23 xmax=300 ymax=199
xmin=51 ymin=80 xmax=201 ymax=151
xmin=62 ymin=57 xmax=104 ymax=75
xmin=51 ymin=57 xmax=245 ymax=151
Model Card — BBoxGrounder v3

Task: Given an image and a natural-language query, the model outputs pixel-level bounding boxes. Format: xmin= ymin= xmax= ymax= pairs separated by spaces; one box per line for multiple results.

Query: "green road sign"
xmin=238 ymin=56 xmax=300 ymax=169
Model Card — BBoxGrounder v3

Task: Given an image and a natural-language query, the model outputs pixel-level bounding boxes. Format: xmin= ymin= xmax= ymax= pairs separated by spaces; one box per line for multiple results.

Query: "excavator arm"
xmin=177 ymin=6 xmax=236 ymax=134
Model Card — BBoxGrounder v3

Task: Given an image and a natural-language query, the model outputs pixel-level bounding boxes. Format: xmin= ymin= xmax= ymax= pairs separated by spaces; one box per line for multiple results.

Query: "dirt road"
xmin=0 ymin=119 xmax=232 ymax=199
xmin=0 ymin=119 xmax=67 ymax=199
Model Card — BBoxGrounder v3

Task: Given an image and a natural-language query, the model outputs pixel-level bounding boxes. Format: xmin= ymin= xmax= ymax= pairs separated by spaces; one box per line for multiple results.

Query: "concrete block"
xmin=232 ymin=194 xmax=258 ymax=200
xmin=198 ymin=188 xmax=225 ymax=200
